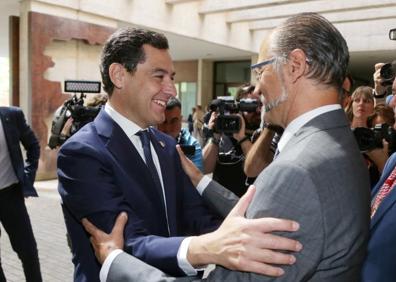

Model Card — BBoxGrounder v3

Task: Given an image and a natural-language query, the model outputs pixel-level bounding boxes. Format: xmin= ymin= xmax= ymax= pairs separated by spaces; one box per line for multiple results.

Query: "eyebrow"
xmin=152 ymin=68 xmax=176 ymax=77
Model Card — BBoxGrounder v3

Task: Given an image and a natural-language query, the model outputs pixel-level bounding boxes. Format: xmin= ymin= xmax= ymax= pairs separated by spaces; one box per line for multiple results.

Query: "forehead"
xmin=165 ymin=106 xmax=181 ymax=117
xmin=257 ymin=33 xmax=273 ymax=62
xmin=141 ymin=44 xmax=174 ymax=71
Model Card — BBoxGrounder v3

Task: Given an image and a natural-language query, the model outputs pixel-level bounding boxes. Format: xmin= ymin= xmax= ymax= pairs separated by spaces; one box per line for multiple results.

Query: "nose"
xmin=253 ymin=84 xmax=262 ymax=97
xmin=162 ymin=79 xmax=177 ymax=98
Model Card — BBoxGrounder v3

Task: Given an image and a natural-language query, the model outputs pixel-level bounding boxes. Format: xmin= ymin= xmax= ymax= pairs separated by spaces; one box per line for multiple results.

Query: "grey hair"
xmin=269 ymin=13 xmax=349 ymax=92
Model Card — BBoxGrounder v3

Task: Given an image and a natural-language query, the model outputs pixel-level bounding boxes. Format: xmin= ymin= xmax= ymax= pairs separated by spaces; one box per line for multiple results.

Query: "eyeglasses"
xmin=251 ymin=58 xmax=275 ymax=82
xmin=250 ymin=58 xmax=276 ymax=70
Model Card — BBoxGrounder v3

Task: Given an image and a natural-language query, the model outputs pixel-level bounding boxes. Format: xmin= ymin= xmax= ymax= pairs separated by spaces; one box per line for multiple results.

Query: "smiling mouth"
xmin=153 ymin=99 xmax=166 ymax=107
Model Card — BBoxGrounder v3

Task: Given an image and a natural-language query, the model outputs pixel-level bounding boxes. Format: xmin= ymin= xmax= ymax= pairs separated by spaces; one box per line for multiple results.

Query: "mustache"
xmin=264 ymin=90 xmax=288 ymax=112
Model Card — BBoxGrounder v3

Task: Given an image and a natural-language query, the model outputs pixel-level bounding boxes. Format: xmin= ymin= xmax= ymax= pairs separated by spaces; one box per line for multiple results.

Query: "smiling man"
xmin=57 ymin=28 xmax=222 ymax=281
xmin=57 ymin=28 xmax=301 ymax=282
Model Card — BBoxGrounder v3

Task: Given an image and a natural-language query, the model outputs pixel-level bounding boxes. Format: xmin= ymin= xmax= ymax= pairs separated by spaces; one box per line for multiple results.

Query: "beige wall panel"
xmin=174 ymin=61 xmax=197 ymax=82
xmin=43 ymin=39 xmax=103 ymax=83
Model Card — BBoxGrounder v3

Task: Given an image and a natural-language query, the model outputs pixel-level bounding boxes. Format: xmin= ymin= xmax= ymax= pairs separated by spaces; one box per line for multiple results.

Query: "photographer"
xmin=48 ymin=92 xmax=107 ymax=149
xmin=372 ymin=61 xmax=396 ymax=106
xmin=202 ymin=84 xmax=261 ymax=197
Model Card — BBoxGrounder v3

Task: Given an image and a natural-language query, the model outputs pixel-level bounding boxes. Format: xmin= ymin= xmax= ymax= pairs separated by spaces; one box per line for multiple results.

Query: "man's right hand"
xmin=187 ymin=186 xmax=302 ymax=277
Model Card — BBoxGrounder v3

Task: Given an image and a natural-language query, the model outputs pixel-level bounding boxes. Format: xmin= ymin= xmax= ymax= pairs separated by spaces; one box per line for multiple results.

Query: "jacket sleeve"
xmin=201 ymin=180 xmax=239 ymax=218
xmin=16 ymin=108 xmax=40 ymax=184
xmin=58 ymin=140 xmax=188 ymax=276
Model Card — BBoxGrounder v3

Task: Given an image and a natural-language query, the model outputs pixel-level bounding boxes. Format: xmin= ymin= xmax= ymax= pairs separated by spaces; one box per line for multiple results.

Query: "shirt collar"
xmin=105 ymin=103 xmax=145 ymax=137
xmin=277 ymin=104 xmax=341 ymax=152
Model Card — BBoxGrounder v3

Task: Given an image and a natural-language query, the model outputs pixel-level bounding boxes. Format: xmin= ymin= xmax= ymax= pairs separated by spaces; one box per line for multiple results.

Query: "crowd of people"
xmin=1 ymin=11 xmax=396 ymax=282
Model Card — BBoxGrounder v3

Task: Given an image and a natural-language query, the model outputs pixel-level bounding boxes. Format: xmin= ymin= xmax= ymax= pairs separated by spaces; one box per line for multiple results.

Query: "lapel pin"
xmin=159 ymin=141 xmax=165 ymax=148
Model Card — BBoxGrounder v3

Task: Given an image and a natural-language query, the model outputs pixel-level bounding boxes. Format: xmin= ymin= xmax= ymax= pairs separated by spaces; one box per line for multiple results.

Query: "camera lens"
xmin=380 ymin=63 xmax=395 ymax=80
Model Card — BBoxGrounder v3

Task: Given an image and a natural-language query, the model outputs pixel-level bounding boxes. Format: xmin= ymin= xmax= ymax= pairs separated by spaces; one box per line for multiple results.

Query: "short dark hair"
xmin=100 ymin=27 xmax=169 ymax=95
xmin=236 ymin=83 xmax=255 ymax=101
xmin=270 ymin=13 xmax=349 ymax=92
xmin=166 ymin=97 xmax=181 ymax=110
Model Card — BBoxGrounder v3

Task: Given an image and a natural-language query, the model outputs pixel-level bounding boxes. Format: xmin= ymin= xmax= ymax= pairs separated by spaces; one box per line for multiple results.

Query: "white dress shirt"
xmin=100 ymin=103 xmax=197 ymax=282
xmin=0 ymin=118 xmax=19 ymax=190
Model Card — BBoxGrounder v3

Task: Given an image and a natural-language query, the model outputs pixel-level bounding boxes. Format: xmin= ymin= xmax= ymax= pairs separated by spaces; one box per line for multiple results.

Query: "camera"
xmin=380 ymin=62 xmax=396 ymax=86
xmin=48 ymin=80 xmax=103 ymax=149
xmin=353 ymin=123 xmax=396 ymax=154
xmin=214 ymin=96 xmax=259 ymax=134
xmin=390 ymin=28 xmax=396 ymax=41
xmin=179 ymin=144 xmax=196 ymax=156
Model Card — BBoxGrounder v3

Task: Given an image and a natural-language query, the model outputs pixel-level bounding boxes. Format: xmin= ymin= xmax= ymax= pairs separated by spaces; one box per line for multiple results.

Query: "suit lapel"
xmin=282 ymin=109 xmax=349 ymax=153
xmin=95 ymin=110 xmax=166 ymax=214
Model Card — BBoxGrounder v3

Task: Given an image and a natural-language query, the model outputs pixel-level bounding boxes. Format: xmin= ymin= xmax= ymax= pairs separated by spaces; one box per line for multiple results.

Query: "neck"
xmin=283 ymin=82 xmax=339 ymax=128
xmin=351 ymin=118 xmax=368 ymax=128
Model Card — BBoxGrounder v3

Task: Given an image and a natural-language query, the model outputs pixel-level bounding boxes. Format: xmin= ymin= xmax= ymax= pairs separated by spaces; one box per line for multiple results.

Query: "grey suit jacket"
xmin=107 ymin=109 xmax=370 ymax=282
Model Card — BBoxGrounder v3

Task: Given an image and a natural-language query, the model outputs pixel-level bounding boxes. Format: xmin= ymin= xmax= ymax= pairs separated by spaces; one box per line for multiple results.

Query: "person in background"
xmin=341 ymin=74 xmax=354 ymax=108
xmin=187 ymin=107 xmax=194 ymax=134
xmin=362 ymin=66 xmax=396 ymax=282
xmin=203 ymin=83 xmax=261 ymax=197
xmin=346 ymin=86 xmax=382 ymax=185
xmin=192 ymin=105 xmax=204 ymax=145
xmin=158 ymin=97 xmax=204 ymax=171
xmin=0 ymin=106 xmax=42 ymax=282
xmin=345 ymin=86 xmax=375 ymax=128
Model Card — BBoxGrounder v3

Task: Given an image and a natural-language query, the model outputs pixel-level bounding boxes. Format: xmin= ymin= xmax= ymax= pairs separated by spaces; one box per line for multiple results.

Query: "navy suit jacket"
xmin=0 ymin=106 xmax=40 ymax=197
xmin=58 ymin=109 xmax=221 ymax=282
xmin=362 ymin=152 xmax=396 ymax=282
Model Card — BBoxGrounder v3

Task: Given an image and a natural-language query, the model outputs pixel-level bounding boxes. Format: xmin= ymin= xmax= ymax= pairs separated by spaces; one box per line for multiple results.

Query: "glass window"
xmin=175 ymin=82 xmax=197 ymax=121
xmin=214 ymin=61 xmax=251 ymax=98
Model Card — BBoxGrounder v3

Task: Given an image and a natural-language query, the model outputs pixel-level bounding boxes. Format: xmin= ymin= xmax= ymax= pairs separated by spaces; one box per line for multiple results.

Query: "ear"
xmin=286 ymin=49 xmax=308 ymax=83
xmin=109 ymin=63 xmax=125 ymax=89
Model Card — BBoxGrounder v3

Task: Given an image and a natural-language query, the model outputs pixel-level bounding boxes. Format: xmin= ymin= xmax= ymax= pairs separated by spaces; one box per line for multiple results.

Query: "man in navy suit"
xmin=0 ymin=106 xmax=41 ymax=282
xmin=362 ymin=64 xmax=396 ymax=282
xmin=58 ymin=28 xmax=301 ymax=282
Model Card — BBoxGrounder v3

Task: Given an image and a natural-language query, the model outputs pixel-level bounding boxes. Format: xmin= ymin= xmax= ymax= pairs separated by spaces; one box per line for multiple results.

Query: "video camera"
xmin=353 ymin=123 xmax=396 ymax=155
xmin=380 ymin=62 xmax=396 ymax=86
xmin=214 ymin=96 xmax=259 ymax=134
xmin=48 ymin=80 xmax=103 ymax=149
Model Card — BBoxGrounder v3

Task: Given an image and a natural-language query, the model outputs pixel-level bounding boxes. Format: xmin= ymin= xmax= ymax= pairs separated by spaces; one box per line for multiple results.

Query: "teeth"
xmin=153 ymin=100 xmax=166 ymax=107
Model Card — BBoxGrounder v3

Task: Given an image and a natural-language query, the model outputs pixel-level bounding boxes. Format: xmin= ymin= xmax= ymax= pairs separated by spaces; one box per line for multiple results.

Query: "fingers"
xmin=236 ymin=260 xmax=285 ymax=277
xmin=112 ymin=212 xmax=128 ymax=236
xmin=374 ymin=63 xmax=385 ymax=72
xmin=247 ymin=217 xmax=300 ymax=233
xmin=228 ymin=185 xmax=256 ymax=217
xmin=82 ymin=217 xmax=100 ymax=237
xmin=253 ymin=232 xmax=302 ymax=252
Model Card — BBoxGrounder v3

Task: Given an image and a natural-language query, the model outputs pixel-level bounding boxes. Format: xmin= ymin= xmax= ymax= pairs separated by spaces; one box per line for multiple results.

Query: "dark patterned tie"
xmin=136 ymin=129 xmax=169 ymax=235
